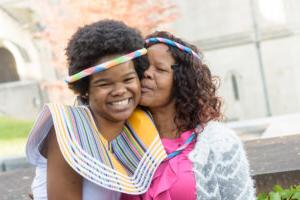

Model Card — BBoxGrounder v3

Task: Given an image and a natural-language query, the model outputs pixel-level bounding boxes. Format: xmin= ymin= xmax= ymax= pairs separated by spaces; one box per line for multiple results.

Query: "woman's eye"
xmin=157 ymin=67 xmax=166 ymax=72
xmin=124 ymin=77 xmax=135 ymax=82
xmin=98 ymin=83 xmax=110 ymax=87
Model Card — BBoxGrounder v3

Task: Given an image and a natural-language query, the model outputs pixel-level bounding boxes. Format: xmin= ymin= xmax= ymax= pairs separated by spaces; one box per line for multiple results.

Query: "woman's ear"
xmin=74 ymin=94 xmax=88 ymax=106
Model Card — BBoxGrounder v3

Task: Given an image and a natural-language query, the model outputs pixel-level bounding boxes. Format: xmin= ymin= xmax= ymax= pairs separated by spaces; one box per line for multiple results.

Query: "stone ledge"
xmin=0 ymin=156 xmax=32 ymax=172
xmin=254 ymin=170 xmax=300 ymax=194
xmin=244 ymin=134 xmax=300 ymax=193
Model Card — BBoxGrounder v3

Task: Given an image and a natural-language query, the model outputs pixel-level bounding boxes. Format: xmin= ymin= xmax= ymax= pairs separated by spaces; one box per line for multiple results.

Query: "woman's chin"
xmin=140 ymin=92 xmax=153 ymax=103
xmin=139 ymin=98 xmax=151 ymax=107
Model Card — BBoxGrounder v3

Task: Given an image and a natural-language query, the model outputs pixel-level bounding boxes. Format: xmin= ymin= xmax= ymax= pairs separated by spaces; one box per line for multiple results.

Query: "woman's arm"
xmin=46 ymin=127 xmax=82 ymax=200
xmin=190 ymin=122 xmax=256 ymax=199
xmin=215 ymin=129 xmax=256 ymax=200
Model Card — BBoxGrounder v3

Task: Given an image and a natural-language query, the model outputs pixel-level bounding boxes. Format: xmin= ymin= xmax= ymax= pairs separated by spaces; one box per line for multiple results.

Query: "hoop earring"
xmin=82 ymin=93 xmax=88 ymax=99
xmin=80 ymin=93 xmax=89 ymax=105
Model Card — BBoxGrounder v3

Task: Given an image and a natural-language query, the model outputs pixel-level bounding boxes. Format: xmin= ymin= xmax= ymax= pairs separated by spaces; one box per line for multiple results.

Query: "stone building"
xmin=168 ymin=0 xmax=300 ymax=121
xmin=1 ymin=0 xmax=300 ymax=121
xmin=0 ymin=0 xmax=56 ymax=119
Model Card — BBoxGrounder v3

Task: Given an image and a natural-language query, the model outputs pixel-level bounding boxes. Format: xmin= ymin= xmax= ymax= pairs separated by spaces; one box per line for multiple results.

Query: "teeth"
xmin=111 ymin=99 xmax=129 ymax=105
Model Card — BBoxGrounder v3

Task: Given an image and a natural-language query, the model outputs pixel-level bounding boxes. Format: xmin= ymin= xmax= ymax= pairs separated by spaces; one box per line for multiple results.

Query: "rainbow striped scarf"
xmin=27 ymin=103 xmax=167 ymax=194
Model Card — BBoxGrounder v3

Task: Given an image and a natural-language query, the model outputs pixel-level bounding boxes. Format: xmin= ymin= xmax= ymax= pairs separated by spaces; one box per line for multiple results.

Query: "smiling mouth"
xmin=111 ymin=99 xmax=130 ymax=105
xmin=108 ymin=98 xmax=133 ymax=110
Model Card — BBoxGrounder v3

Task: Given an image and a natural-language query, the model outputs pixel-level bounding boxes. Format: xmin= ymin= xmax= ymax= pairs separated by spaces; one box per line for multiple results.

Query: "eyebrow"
xmin=150 ymin=59 xmax=165 ymax=65
xmin=91 ymin=71 xmax=137 ymax=85
xmin=152 ymin=61 xmax=169 ymax=68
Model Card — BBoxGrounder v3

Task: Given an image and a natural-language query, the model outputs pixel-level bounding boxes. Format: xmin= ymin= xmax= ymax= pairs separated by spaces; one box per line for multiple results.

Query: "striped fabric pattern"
xmin=145 ymin=37 xmax=202 ymax=60
xmin=65 ymin=48 xmax=147 ymax=83
xmin=111 ymin=124 xmax=147 ymax=175
xmin=26 ymin=103 xmax=167 ymax=194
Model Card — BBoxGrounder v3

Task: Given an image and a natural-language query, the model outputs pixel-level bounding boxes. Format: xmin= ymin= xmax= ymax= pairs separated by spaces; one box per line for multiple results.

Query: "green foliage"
xmin=257 ymin=184 xmax=300 ymax=200
xmin=0 ymin=117 xmax=33 ymax=140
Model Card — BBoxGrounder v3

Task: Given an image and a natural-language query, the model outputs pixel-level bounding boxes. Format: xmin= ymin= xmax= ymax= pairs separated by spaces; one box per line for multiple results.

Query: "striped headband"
xmin=66 ymin=48 xmax=147 ymax=83
xmin=145 ymin=37 xmax=201 ymax=60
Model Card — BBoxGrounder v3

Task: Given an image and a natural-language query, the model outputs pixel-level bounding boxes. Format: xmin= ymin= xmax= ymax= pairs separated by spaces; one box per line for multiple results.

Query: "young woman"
xmin=26 ymin=20 xmax=165 ymax=200
xmin=122 ymin=31 xmax=256 ymax=200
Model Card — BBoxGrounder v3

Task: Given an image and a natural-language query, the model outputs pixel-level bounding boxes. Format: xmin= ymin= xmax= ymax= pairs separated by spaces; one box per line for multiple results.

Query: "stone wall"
xmin=166 ymin=0 xmax=300 ymax=120
xmin=0 ymin=80 xmax=47 ymax=119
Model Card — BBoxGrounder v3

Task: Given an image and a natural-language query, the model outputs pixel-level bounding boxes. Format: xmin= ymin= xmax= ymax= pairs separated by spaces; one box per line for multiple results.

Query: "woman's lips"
xmin=141 ymin=82 xmax=153 ymax=92
xmin=141 ymin=87 xmax=152 ymax=93
xmin=141 ymin=81 xmax=154 ymax=94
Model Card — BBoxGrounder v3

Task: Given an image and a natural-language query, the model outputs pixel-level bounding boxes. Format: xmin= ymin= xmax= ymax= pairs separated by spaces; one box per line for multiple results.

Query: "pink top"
xmin=121 ymin=130 xmax=197 ymax=200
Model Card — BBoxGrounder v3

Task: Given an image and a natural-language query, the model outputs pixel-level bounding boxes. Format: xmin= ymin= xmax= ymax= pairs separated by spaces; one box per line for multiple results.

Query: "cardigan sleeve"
xmin=189 ymin=122 xmax=256 ymax=200
xmin=214 ymin=126 xmax=256 ymax=200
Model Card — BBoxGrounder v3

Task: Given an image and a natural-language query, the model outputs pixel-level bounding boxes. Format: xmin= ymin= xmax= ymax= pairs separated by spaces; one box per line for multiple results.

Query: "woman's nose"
xmin=111 ymin=83 xmax=126 ymax=96
xmin=143 ymin=66 xmax=154 ymax=79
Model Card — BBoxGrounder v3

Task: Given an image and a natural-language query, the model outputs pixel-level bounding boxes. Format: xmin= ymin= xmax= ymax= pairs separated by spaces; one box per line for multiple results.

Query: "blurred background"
xmin=0 ymin=0 xmax=300 ymax=156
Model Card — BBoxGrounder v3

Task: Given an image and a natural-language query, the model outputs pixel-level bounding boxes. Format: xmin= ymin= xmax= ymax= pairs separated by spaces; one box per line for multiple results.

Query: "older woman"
xmin=122 ymin=31 xmax=255 ymax=200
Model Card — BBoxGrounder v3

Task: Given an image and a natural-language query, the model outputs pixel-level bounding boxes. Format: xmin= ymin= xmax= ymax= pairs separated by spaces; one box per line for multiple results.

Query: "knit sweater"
xmin=189 ymin=121 xmax=256 ymax=200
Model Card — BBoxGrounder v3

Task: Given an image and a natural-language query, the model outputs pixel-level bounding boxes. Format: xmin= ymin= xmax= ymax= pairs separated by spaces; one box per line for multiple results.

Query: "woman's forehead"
xmin=148 ymin=43 xmax=169 ymax=53
xmin=90 ymin=61 xmax=135 ymax=81
xmin=148 ymin=44 xmax=175 ymax=64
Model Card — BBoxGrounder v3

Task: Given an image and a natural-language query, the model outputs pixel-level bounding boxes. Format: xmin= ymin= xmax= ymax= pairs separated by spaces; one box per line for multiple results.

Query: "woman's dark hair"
xmin=66 ymin=19 xmax=146 ymax=102
xmin=145 ymin=31 xmax=222 ymax=131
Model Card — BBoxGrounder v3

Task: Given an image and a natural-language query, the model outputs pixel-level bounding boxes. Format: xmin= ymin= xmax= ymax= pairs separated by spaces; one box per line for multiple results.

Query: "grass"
xmin=0 ymin=117 xmax=33 ymax=140
xmin=0 ymin=117 xmax=33 ymax=157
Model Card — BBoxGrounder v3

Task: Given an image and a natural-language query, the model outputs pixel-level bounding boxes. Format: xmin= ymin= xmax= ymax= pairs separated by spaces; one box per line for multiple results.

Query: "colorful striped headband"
xmin=66 ymin=48 xmax=147 ymax=83
xmin=145 ymin=37 xmax=201 ymax=60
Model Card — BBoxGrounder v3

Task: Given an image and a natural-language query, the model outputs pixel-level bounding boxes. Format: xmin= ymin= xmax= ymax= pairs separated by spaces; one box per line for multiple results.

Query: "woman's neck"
xmin=93 ymin=114 xmax=125 ymax=142
xmin=150 ymin=103 xmax=178 ymax=139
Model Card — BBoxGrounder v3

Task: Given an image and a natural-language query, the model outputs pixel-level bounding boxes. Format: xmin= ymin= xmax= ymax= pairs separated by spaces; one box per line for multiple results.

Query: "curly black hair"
xmin=66 ymin=19 xmax=147 ymax=101
xmin=145 ymin=31 xmax=222 ymax=131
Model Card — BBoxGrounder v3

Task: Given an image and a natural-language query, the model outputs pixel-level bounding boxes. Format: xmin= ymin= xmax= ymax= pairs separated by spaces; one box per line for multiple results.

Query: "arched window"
xmin=231 ymin=73 xmax=240 ymax=101
xmin=0 ymin=47 xmax=19 ymax=83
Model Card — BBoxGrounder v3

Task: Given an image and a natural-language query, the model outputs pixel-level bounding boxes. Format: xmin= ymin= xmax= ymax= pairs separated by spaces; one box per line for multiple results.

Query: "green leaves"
xmin=257 ymin=184 xmax=300 ymax=200
xmin=269 ymin=192 xmax=281 ymax=200
xmin=258 ymin=193 xmax=268 ymax=200
xmin=293 ymin=192 xmax=300 ymax=199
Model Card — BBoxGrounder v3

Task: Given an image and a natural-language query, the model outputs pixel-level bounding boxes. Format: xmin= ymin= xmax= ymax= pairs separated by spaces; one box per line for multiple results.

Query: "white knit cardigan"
xmin=188 ymin=121 xmax=256 ymax=200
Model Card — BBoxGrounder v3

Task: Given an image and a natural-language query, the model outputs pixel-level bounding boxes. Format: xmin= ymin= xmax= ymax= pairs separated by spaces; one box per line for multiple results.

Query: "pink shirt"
xmin=121 ymin=130 xmax=197 ymax=200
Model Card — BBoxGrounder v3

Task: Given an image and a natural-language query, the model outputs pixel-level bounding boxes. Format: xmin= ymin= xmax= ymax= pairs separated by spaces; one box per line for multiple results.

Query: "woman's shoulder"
xmin=195 ymin=121 xmax=243 ymax=153
xmin=190 ymin=120 xmax=247 ymax=167
xmin=200 ymin=121 xmax=239 ymax=141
